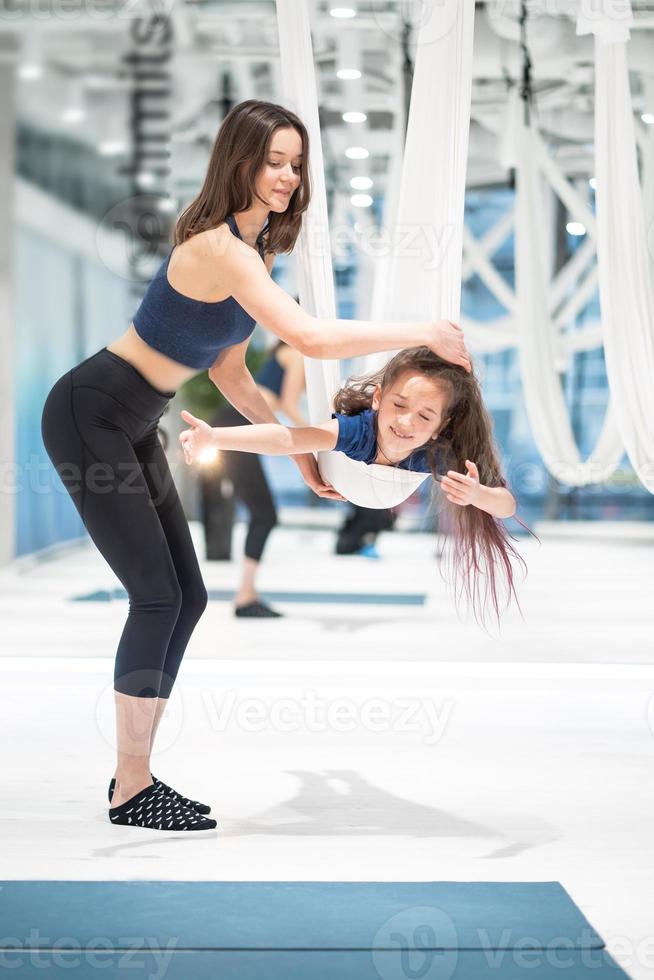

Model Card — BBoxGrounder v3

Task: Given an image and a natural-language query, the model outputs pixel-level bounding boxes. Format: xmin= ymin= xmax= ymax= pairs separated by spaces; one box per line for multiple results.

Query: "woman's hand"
xmin=427 ymin=320 xmax=472 ymax=373
xmin=293 ymin=452 xmax=347 ymax=501
xmin=440 ymin=460 xmax=482 ymax=507
xmin=179 ymin=410 xmax=217 ymax=465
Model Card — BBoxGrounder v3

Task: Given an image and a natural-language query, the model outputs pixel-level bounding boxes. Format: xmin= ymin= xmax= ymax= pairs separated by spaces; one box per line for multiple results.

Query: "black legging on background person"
xmin=41 ymin=349 xmax=207 ymax=700
xmin=202 ymin=340 xmax=306 ymax=618
xmin=209 ymin=402 xmax=279 ymax=563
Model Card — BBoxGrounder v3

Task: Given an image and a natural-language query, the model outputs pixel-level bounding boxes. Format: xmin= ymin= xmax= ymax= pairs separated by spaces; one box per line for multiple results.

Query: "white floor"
xmin=1 ymin=521 xmax=653 ymax=979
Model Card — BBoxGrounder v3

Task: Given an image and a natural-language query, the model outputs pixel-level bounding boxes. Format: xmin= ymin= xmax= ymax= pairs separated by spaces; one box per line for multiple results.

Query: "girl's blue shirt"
xmin=332 ymin=409 xmax=433 ymax=473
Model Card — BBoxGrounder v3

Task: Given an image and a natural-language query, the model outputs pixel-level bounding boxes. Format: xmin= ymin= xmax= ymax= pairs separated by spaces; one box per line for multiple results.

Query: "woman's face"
xmin=256 ymin=126 xmax=303 ymax=211
xmin=372 ymin=370 xmax=449 ymax=464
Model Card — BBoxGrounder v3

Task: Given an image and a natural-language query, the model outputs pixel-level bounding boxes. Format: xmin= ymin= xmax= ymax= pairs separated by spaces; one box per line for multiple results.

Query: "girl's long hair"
xmin=334 ymin=347 xmax=536 ymax=629
xmin=174 ymin=99 xmax=311 ymax=253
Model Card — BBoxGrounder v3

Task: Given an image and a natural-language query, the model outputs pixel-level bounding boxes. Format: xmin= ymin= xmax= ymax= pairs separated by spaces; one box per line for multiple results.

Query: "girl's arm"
xmin=205 ymin=227 xmax=471 ymax=370
xmin=180 ymin=411 xmax=338 ymax=465
xmin=441 ymin=461 xmax=517 ymax=519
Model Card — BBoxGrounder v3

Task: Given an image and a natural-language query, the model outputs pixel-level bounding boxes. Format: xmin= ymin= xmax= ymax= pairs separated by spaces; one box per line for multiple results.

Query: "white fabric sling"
xmin=577 ymin=2 xmax=654 ymax=493
xmin=514 ymin=110 xmax=625 ymax=486
xmin=275 ymin=0 xmax=475 ymax=507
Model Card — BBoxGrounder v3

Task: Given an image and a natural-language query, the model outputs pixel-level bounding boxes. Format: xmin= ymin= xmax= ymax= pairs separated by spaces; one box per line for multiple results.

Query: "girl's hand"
xmin=179 ymin=410 xmax=217 ymax=465
xmin=440 ymin=460 xmax=482 ymax=507
xmin=427 ymin=320 xmax=472 ymax=373
xmin=293 ymin=452 xmax=347 ymax=501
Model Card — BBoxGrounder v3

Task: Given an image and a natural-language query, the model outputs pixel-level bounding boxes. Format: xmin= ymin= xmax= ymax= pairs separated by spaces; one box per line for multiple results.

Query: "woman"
xmin=41 ymin=99 xmax=471 ymax=832
xmin=207 ymin=339 xmax=307 ymax=618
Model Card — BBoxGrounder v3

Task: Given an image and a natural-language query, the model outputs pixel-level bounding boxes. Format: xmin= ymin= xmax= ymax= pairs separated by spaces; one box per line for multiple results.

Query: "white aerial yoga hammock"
xmin=577 ymin=3 xmax=654 ymax=494
xmin=513 ymin=102 xmax=625 ymax=487
xmin=275 ymin=0 xmax=475 ymax=508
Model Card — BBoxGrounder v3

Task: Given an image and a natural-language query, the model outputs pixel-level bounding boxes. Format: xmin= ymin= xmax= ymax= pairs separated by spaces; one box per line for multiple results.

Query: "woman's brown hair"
xmin=174 ymin=99 xmax=311 ymax=253
xmin=334 ymin=347 xmax=536 ymax=629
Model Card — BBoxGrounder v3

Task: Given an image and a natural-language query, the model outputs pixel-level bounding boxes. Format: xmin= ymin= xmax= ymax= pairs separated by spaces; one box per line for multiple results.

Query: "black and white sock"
xmin=108 ymin=775 xmax=211 ymax=815
xmin=108 ymin=783 xmax=217 ymax=831
xmin=151 ymin=774 xmax=212 ymax=815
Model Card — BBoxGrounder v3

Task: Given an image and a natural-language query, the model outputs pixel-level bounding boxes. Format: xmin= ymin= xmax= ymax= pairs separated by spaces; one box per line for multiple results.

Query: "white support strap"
xmin=589 ymin=20 xmax=654 ymax=492
xmin=515 ymin=116 xmax=624 ymax=486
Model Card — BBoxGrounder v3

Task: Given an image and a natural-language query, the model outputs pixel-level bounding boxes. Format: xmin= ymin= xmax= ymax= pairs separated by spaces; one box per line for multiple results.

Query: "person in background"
xmin=210 ymin=339 xmax=307 ymax=617
xmin=335 ymin=504 xmax=397 ymax=557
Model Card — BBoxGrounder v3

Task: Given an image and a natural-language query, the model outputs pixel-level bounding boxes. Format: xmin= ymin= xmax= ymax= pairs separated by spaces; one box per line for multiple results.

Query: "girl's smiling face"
xmin=372 ymin=370 xmax=450 ymax=464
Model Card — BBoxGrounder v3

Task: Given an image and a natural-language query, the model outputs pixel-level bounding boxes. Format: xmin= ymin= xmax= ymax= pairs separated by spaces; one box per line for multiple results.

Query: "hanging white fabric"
xmin=577 ymin=3 xmax=654 ymax=493
xmin=275 ymin=0 xmax=475 ymax=508
xmin=514 ymin=108 xmax=624 ymax=486
xmin=364 ymin=0 xmax=476 ymax=376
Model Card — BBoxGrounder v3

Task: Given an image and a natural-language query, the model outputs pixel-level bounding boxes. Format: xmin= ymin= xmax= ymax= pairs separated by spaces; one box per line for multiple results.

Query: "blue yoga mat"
xmin=0 ymin=949 xmax=630 ymax=979
xmin=0 ymin=881 xmax=603 ymax=951
xmin=71 ymin=587 xmax=426 ymax=606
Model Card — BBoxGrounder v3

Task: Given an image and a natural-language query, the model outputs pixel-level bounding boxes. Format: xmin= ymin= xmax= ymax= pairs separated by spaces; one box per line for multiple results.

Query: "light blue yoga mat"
xmin=0 ymin=949 xmax=630 ymax=980
xmin=0 ymin=881 xmax=603 ymax=951
xmin=71 ymin=587 xmax=426 ymax=606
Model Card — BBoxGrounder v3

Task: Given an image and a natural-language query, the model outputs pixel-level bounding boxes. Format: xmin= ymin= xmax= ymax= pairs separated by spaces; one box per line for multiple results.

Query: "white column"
xmin=0 ymin=35 xmax=17 ymax=566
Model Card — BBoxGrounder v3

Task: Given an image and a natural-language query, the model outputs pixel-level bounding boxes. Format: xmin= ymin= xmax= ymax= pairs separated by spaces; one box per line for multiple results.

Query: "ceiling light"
xmin=345 ymin=146 xmax=369 ymax=159
xmin=156 ymin=198 xmax=177 ymax=213
xmin=330 ymin=7 xmax=356 ymax=17
xmin=337 ymin=68 xmax=362 ymax=80
xmin=342 ymin=111 xmax=367 ymax=123
xmin=99 ymin=140 xmax=128 ymax=157
xmin=642 ymin=112 xmax=654 ymax=125
xmin=61 ymin=107 xmax=85 ymax=125
xmin=588 ymin=177 xmax=597 ymax=190
xmin=136 ymin=171 xmax=156 ymax=189
xmin=18 ymin=64 xmax=43 ymax=81
xmin=566 ymin=221 xmax=586 ymax=236
xmin=350 ymin=176 xmax=373 ymax=190
xmin=351 ymin=193 xmax=373 ymax=208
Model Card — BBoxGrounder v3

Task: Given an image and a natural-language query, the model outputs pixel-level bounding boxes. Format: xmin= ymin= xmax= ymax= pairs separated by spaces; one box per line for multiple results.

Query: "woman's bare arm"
xmin=208 ymin=338 xmax=281 ymax=424
xmin=204 ymin=227 xmax=471 ymax=369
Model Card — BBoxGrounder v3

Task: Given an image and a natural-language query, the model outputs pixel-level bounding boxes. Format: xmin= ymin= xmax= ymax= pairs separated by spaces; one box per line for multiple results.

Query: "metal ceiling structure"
xmin=9 ymin=0 xmax=654 ymax=218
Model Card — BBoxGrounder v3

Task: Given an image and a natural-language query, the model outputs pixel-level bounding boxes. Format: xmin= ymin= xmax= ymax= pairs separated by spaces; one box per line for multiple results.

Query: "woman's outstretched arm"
xmin=179 ymin=410 xmax=339 ymax=466
xmin=205 ymin=227 xmax=471 ymax=371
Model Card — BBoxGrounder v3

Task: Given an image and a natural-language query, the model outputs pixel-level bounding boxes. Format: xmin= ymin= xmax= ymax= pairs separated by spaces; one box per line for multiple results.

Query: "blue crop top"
xmin=332 ymin=409 xmax=433 ymax=473
xmin=131 ymin=214 xmax=267 ymax=370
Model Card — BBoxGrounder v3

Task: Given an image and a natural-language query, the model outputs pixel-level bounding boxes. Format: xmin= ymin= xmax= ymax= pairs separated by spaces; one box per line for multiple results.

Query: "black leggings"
xmin=41 ymin=348 xmax=207 ymax=699
xmin=211 ymin=403 xmax=278 ymax=562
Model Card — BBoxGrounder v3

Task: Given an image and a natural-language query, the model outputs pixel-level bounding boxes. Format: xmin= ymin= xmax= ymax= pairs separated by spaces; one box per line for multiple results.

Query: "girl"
xmin=180 ymin=347 xmax=528 ymax=627
xmin=40 ymin=99 xmax=471 ymax=832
